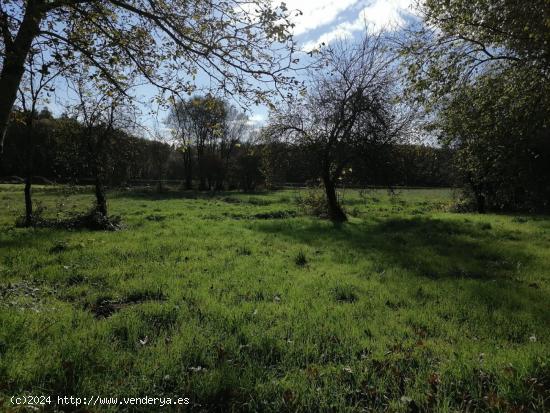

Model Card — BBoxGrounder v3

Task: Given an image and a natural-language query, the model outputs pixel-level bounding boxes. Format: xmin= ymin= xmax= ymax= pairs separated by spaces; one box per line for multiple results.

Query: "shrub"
xmin=295 ymin=187 xmax=329 ymax=218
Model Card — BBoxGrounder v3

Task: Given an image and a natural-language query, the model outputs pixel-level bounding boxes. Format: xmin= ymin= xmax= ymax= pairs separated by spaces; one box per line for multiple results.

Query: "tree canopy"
xmin=0 ymin=0 xmax=300 ymax=155
xmin=268 ymin=34 xmax=411 ymax=221
xmin=402 ymin=0 xmax=550 ymax=212
xmin=402 ymin=0 xmax=550 ymax=105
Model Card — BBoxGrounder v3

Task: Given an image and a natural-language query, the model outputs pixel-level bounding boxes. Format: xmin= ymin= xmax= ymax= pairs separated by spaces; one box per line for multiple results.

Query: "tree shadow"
xmin=253 ymin=216 xmax=548 ymax=318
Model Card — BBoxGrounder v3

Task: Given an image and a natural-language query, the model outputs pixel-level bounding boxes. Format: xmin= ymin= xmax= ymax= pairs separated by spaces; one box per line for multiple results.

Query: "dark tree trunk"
xmin=92 ymin=131 xmax=109 ymax=217
xmin=0 ymin=0 xmax=44 ymax=157
xmin=184 ymin=152 xmax=192 ymax=189
xmin=323 ymin=175 xmax=347 ymax=222
xmin=475 ymin=192 xmax=486 ymax=214
xmin=95 ymin=178 xmax=108 ymax=217
xmin=197 ymin=147 xmax=206 ymax=190
xmin=199 ymin=176 xmax=207 ymax=190
xmin=468 ymin=177 xmax=486 ymax=213
xmin=156 ymin=176 xmax=164 ymax=193
xmin=24 ymin=177 xmax=33 ymax=224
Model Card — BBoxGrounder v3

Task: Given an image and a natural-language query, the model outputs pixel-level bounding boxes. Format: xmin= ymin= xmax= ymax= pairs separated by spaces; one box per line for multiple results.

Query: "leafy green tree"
xmin=402 ymin=0 xmax=550 ymax=105
xmin=401 ymin=0 xmax=550 ymax=212
xmin=438 ymin=67 xmax=550 ymax=212
xmin=168 ymin=95 xmax=250 ymax=190
xmin=168 ymin=95 xmax=226 ymax=190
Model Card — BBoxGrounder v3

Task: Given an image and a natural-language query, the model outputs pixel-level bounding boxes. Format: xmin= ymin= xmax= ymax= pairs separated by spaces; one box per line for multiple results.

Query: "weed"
xmin=295 ymin=251 xmax=308 ymax=266
xmin=332 ymin=284 xmax=358 ymax=303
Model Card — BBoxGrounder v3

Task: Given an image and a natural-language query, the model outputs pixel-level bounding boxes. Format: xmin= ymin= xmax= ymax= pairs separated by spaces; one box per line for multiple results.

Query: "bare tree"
xmin=67 ymin=67 xmax=137 ymax=217
xmin=16 ymin=39 xmax=70 ymax=225
xmin=268 ymin=33 xmax=411 ymax=222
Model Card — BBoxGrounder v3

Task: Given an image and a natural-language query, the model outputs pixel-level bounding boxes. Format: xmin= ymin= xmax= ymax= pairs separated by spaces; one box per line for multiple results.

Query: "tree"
xmin=167 ymin=101 xmax=194 ymax=189
xmin=438 ymin=66 xmax=550 ymax=212
xmin=217 ymin=104 xmax=249 ymax=189
xmin=268 ymin=34 xmax=410 ymax=222
xmin=167 ymin=95 xmax=250 ymax=190
xmin=67 ymin=67 xmax=137 ymax=217
xmin=401 ymin=0 xmax=550 ymax=106
xmin=0 ymin=0 xmax=299 ymax=163
xmin=233 ymin=142 xmax=263 ymax=191
xmin=149 ymin=138 xmax=172 ymax=192
xmin=16 ymin=38 xmax=69 ymax=225
xmin=401 ymin=0 xmax=550 ymax=212
xmin=168 ymin=95 xmax=226 ymax=190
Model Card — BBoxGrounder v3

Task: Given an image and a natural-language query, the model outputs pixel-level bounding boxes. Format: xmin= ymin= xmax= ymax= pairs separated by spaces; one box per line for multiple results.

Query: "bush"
xmin=295 ymin=187 xmax=329 ymax=218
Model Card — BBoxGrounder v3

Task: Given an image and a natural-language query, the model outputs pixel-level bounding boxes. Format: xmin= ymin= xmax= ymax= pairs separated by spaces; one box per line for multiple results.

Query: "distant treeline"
xmin=1 ymin=110 xmax=453 ymax=189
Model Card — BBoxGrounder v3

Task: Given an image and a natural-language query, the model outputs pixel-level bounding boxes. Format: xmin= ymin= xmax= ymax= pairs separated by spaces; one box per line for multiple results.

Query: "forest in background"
xmin=0 ymin=108 xmax=453 ymax=190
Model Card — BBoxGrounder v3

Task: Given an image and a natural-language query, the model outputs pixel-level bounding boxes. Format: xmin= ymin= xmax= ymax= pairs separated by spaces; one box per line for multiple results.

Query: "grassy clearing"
xmin=0 ymin=185 xmax=549 ymax=412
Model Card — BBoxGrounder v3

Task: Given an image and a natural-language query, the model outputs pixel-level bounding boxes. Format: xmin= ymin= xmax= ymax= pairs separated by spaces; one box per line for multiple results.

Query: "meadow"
xmin=0 ymin=184 xmax=548 ymax=412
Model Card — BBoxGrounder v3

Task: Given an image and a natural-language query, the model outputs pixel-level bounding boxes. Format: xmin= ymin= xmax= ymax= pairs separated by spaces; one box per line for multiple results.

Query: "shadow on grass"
xmin=254 ymin=216 xmax=548 ymax=317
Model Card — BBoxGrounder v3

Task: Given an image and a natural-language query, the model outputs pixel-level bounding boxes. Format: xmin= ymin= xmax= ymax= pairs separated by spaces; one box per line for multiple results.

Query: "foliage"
xmin=402 ymin=0 xmax=550 ymax=212
xmin=402 ymin=0 xmax=550 ymax=105
xmin=294 ymin=251 xmax=307 ymax=266
xmin=0 ymin=0 xmax=300 ymax=151
xmin=167 ymin=95 xmax=250 ymax=190
xmin=438 ymin=66 xmax=550 ymax=212
xmin=1 ymin=110 xmax=455 ymax=190
xmin=295 ymin=185 xmax=330 ymax=219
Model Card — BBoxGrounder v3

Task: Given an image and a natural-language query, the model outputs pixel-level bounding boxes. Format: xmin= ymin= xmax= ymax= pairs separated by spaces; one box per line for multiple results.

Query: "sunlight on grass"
xmin=0 ymin=185 xmax=548 ymax=411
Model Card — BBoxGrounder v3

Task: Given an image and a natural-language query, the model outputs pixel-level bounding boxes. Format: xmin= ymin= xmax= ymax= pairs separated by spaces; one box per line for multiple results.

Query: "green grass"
xmin=0 ymin=185 xmax=549 ymax=412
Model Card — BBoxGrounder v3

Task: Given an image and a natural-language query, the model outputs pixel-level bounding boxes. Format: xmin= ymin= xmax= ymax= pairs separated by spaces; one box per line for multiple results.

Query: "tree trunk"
xmin=468 ymin=177 xmax=486 ymax=213
xmin=93 ymin=135 xmax=108 ymax=217
xmin=95 ymin=178 xmax=108 ymax=217
xmin=24 ymin=177 xmax=33 ymax=224
xmin=199 ymin=177 xmax=207 ymax=190
xmin=197 ymin=146 xmax=207 ymax=190
xmin=475 ymin=192 xmax=486 ymax=214
xmin=0 ymin=1 xmax=44 ymax=156
xmin=323 ymin=175 xmax=347 ymax=222
xmin=184 ymin=151 xmax=193 ymax=189
xmin=156 ymin=177 xmax=164 ymax=193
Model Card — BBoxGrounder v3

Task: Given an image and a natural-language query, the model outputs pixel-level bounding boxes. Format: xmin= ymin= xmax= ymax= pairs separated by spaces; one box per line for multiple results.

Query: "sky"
xmin=49 ymin=0 xmax=419 ymax=138
xmin=242 ymin=0 xmax=418 ymax=129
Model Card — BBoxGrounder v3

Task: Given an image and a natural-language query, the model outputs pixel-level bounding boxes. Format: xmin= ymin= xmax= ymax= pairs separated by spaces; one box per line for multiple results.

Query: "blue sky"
xmin=242 ymin=0 xmax=418 ymax=127
xmin=48 ymin=0 xmax=418 ymax=139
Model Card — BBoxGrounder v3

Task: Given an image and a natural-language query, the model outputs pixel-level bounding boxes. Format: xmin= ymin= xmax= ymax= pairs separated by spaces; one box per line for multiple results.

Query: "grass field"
xmin=0 ymin=184 xmax=549 ymax=412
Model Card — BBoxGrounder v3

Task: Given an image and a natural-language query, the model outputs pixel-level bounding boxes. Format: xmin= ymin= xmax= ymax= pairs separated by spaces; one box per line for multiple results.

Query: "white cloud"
xmin=247 ymin=113 xmax=266 ymax=126
xmin=301 ymin=0 xmax=415 ymax=51
xmin=282 ymin=0 xmax=361 ymax=35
